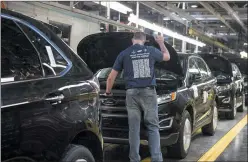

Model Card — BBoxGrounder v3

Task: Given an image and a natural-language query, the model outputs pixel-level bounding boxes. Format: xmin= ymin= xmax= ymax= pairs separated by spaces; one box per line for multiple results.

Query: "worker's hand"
xmin=155 ymin=35 xmax=165 ymax=44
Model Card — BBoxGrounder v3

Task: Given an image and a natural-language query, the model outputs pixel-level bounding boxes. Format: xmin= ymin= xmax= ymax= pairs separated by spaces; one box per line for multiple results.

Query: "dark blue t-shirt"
xmin=113 ymin=44 xmax=163 ymax=89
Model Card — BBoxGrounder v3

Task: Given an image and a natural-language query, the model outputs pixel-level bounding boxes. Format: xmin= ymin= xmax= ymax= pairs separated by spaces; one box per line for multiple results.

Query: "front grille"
xmin=103 ymin=130 xmax=129 ymax=139
xmin=102 ymin=116 xmax=128 ymax=129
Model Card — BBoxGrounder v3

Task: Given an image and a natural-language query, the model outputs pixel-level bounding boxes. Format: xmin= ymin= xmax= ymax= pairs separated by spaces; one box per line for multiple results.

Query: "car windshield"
xmin=96 ymin=67 xmax=178 ymax=81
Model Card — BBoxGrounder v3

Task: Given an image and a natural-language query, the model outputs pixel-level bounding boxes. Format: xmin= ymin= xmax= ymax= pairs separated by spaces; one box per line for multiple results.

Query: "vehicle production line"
xmin=1 ymin=2 xmax=248 ymax=162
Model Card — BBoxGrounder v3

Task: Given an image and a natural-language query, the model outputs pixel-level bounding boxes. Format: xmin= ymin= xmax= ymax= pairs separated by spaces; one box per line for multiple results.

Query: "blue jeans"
xmin=126 ymin=87 xmax=163 ymax=162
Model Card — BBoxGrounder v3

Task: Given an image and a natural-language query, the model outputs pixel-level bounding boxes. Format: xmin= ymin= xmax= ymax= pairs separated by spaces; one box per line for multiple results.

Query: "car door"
xmin=194 ymin=57 xmax=216 ymax=117
xmin=1 ymin=17 xmax=49 ymax=159
xmin=232 ymin=64 xmax=243 ymax=107
xmin=187 ymin=57 xmax=205 ymax=124
xmin=1 ymin=16 xmax=92 ymax=160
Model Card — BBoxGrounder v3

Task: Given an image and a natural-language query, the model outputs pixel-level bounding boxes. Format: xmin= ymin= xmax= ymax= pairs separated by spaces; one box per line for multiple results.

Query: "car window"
xmin=1 ymin=18 xmax=43 ymax=83
xmin=188 ymin=58 xmax=201 ymax=75
xmin=16 ymin=22 xmax=68 ymax=77
xmin=194 ymin=57 xmax=210 ymax=79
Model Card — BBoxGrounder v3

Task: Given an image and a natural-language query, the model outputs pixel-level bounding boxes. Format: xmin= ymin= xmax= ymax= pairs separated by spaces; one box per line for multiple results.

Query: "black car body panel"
xmin=77 ymin=33 xmax=217 ymax=151
xmin=226 ymin=58 xmax=248 ymax=105
xmin=200 ymin=54 xmax=244 ymax=113
xmin=1 ymin=9 xmax=103 ymax=162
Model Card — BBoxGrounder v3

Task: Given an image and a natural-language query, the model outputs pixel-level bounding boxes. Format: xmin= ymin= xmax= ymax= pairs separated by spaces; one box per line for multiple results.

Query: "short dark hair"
xmin=133 ymin=32 xmax=146 ymax=40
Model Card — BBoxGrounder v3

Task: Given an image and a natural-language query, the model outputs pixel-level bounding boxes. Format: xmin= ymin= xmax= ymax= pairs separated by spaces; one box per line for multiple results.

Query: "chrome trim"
xmin=222 ymin=97 xmax=231 ymax=103
xmin=159 ymin=117 xmax=174 ymax=129
xmin=1 ymin=101 xmax=30 ymax=109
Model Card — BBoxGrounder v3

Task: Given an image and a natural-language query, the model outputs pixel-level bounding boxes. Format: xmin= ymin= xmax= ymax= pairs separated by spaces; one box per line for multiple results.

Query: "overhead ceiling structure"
xmin=217 ymin=1 xmax=248 ymax=34
xmin=23 ymin=1 xmax=248 ymax=54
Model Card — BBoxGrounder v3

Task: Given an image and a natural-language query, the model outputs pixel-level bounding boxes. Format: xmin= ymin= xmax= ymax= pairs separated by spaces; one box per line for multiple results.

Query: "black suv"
xmin=1 ymin=10 xmax=103 ymax=162
xmin=226 ymin=57 xmax=248 ymax=105
xmin=200 ymin=54 xmax=245 ymax=120
xmin=77 ymin=32 xmax=218 ymax=159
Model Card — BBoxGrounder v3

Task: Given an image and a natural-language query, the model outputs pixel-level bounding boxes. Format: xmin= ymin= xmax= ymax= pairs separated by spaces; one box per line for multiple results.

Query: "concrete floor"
xmin=103 ymin=108 xmax=247 ymax=162
xmin=216 ymin=125 xmax=247 ymax=162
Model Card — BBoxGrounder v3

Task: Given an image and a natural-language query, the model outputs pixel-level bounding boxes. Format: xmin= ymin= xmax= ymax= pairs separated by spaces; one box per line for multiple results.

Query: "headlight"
xmin=217 ymin=84 xmax=231 ymax=92
xmin=157 ymin=92 xmax=177 ymax=105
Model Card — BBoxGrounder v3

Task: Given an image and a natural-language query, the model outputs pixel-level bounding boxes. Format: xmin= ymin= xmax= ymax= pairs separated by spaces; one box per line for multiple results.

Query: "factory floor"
xmin=103 ymin=107 xmax=247 ymax=162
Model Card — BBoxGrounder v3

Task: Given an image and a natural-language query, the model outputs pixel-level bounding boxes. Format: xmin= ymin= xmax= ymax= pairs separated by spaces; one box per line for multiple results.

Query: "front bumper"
xmin=104 ymin=132 xmax=179 ymax=146
xmin=101 ymin=101 xmax=181 ymax=146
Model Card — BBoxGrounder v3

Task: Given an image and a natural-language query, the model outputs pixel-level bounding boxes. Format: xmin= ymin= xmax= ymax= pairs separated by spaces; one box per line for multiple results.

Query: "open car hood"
xmin=227 ymin=58 xmax=248 ymax=75
xmin=77 ymin=32 xmax=183 ymax=76
xmin=200 ymin=54 xmax=233 ymax=76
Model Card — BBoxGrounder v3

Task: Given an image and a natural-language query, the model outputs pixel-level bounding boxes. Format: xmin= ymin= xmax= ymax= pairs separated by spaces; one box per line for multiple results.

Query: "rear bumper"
xmin=104 ymin=132 xmax=179 ymax=146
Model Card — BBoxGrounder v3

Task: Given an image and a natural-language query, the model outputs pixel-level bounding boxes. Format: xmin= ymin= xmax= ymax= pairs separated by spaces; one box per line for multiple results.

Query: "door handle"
xmin=45 ymin=94 xmax=64 ymax=105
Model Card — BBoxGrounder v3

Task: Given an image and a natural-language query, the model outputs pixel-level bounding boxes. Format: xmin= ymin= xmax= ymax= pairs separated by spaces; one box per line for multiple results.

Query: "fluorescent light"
xmin=93 ymin=2 xmax=133 ymax=14
xmin=182 ymin=18 xmax=187 ymax=21
xmin=191 ymin=5 xmax=198 ymax=8
xmin=220 ymin=25 xmax=225 ymax=28
xmin=128 ymin=14 xmax=206 ymax=47
xmin=240 ymin=51 xmax=247 ymax=58
xmin=163 ymin=17 xmax=170 ymax=21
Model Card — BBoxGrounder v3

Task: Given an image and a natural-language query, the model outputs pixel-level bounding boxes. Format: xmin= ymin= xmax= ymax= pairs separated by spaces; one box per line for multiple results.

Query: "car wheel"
xmin=167 ymin=110 xmax=192 ymax=159
xmin=202 ymin=102 xmax=218 ymax=136
xmin=237 ymin=93 xmax=245 ymax=112
xmin=226 ymin=97 xmax=236 ymax=120
xmin=61 ymin=144 xmax=95 ymax=162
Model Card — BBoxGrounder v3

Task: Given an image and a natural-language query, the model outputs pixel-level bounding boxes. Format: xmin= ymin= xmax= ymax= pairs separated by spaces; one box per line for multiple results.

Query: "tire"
xmin=61 ymin=144 xmax=95 ymax=162
xmin=202 ymin=102 xmax=218 ymax=136
xmin=226 ymin=97 xmax=236 ymax=120
xmin=237 ymin=93 xmax=245 ymax=112
xmin=167 ymin=110 xmax=192 ymax=159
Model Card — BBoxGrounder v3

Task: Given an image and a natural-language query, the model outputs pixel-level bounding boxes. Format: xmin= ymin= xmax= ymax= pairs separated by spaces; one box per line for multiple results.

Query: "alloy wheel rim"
xmin=183 ymin=118 xmax=192 ymax=152
xmin=213 ymin=106 xmax=218 ymax=130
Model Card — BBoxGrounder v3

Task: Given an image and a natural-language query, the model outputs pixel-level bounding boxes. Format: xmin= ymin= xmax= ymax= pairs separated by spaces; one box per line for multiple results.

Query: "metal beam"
xmin=189 ymin=28 xmax=234 ymax=52
xmin=191 ymin=14 xmax=247 ymax=21
xmin=199 ymin=2 xmax=236 ymax=33
xmin=183 ymin=8 xmax=248 ymax=13
xmin=161 ymin=2 xmax=207 ymax=29
xmin=140 ymin=1 xmax=187 ymax=26
xmin=136 ymin=2 xmax=139 ymax=28
xmin=217 ymin=2 xmax=248 ymax=34
xmin=25 ymin=1 xmax=140 ymax=32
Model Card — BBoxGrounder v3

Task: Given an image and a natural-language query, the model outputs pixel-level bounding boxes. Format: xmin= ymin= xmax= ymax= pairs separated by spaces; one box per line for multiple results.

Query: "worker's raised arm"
xmin=155 ymin=35 xmax=170 ymax=61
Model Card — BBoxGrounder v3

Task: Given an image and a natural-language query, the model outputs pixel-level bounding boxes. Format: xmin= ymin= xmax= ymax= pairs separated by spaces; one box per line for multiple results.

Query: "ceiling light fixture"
xmin=128 ymin=14 xmax=206 ymax=47
xmin=163 ymin=17 xmax=170 ymax=21
xmin=182 ymin=18 xmax=187 ymax=21
xmin=244 ymin=43 xmax=248 ymax=46
xmin=191 ymin=5 xmax=198 ymax=8
xmin=240 ymin=51 xmax=247 ymax=58
xmin=93 ymin=2 xmax=133 ymax=14
xmin=220 ymin=25 xmax=225 ymax=28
